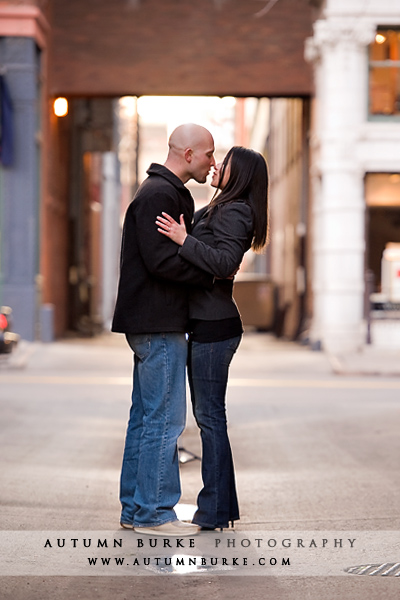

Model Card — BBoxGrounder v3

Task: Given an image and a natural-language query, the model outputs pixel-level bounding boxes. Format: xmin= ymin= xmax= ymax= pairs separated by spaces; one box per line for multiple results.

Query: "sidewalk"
xmin=327 ymin=346 xmax=400 ymax=377
xmin=2 ymin=330 xmax=400 ymax=378
xmin=0 ymin=330 xmax=333 ymax=380
xmin=0 ymin=331 xmax=131 ymax=373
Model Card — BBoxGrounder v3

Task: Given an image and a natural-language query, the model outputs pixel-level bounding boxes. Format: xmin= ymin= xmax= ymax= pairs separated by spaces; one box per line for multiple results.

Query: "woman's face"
xmin=211 ymin=159 xmax=231 ymax=189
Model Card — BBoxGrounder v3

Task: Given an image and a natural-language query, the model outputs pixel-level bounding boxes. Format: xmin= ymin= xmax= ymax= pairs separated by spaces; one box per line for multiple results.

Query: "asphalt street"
xmin=0 ymin=332 xmax=399 ymax=599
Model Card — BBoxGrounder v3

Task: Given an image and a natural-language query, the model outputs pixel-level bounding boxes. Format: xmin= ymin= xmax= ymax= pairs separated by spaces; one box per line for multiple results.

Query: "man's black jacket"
xmin=111 ymin=164 xmax=213 ymax=334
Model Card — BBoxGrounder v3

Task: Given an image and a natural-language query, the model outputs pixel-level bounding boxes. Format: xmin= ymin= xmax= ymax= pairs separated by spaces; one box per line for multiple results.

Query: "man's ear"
xmin=184 ymin=148 xmax=193 ymax=163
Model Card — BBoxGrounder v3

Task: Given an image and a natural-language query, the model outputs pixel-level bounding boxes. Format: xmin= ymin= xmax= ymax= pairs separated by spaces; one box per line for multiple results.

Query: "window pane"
xmin=369 ymin=29 xmax=400 ymax=117
xmin=365 ymin=173 xmax=400 ymax=207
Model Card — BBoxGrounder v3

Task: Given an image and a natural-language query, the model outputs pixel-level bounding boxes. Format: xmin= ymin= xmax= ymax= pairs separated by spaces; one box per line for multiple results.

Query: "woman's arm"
xmin=134 ymin=192 xmax=213 ymax=287
xmin=157 ymin=203 xmax=253 ymax=279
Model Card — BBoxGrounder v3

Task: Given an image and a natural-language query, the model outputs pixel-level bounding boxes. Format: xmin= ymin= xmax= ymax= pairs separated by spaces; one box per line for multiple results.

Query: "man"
xmin=112 ymin=123 xmax=216 ymax=536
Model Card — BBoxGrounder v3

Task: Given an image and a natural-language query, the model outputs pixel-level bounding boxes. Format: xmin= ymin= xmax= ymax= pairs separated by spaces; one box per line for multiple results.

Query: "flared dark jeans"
xmin=188 ymin=335 xmax=241 ymax=529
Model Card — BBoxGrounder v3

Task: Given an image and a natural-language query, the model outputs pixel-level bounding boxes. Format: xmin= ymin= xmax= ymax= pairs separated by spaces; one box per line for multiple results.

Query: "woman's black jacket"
xmin=178 ymin=201 xmax=254 ymax=321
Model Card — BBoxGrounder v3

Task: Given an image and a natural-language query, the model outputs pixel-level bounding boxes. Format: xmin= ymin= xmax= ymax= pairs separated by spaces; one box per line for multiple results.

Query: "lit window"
xmin=369 ymin=29 xmax=400 ymax=118
xmin=365 ymin=173 xmax=400 ymax=207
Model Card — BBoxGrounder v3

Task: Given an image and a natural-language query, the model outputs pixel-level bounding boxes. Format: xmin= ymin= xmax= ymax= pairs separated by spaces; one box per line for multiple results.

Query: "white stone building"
xmin=305 ymin=0 xmax=400 ymax=352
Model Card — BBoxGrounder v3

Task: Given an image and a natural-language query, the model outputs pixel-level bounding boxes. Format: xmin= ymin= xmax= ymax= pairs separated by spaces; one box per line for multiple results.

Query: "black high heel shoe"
xmin=198 ymin=520 xmax=236 ymax=532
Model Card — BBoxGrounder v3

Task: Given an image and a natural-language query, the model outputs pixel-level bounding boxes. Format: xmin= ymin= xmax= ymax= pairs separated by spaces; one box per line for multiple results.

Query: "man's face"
xmin=189 ymin=141 xmax=216 ymax=184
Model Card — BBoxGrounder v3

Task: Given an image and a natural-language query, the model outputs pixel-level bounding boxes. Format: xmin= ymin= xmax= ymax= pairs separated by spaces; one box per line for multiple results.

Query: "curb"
xmin=0 ymin=341 xmax=36 ymax=371
xmin=327 ymin=353 xmax=400 ymax=378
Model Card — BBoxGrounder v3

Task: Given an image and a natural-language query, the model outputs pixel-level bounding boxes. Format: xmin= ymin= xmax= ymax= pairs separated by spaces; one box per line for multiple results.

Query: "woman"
xmin=156 ymin=146 xmax=269 ymax=530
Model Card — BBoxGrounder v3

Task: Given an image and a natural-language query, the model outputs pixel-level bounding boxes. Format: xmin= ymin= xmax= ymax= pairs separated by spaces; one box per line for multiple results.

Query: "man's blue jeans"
xmin=188 ymin=335 xmax=241 ymax=529
xmin=120 ymin=333 xmax=187 ymax=527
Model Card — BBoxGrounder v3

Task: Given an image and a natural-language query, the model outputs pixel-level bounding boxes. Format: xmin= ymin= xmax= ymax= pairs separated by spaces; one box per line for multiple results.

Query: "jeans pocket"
xmin=227 ymin=335 xmax=241 ymax=353
xmin=220 ymin=335 xmax=242 ymax=367
xmin=126 ymin=333 xmax=151 ymax=360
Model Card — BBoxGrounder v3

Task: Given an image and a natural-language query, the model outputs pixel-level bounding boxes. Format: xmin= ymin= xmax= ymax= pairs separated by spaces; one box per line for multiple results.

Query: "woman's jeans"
xmin=120 ymin=333 xmax=187 ymax=527
xmin=188 ymin=335 xmax=241 ymax=529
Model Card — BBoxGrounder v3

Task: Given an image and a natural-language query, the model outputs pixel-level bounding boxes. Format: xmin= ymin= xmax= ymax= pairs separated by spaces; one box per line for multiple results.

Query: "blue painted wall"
xmin=0 ymin=37 xmax=40 ymax=341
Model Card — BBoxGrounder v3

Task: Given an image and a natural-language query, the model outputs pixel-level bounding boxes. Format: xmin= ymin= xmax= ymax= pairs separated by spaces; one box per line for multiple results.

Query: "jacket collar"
xmin=147 ymin=163 xmax=189 ymax=193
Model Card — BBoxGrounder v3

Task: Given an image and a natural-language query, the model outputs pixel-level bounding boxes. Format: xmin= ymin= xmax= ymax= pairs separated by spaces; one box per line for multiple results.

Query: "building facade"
xmin=0 ymin=0 xmax=314 ymax=341
xmin=0 ymin=5 xmax=49 ymax=341
xmin=305 ymin=0 xmax=400 ymax=352
xmin=1 ymin=0 xmax=400 ymax=352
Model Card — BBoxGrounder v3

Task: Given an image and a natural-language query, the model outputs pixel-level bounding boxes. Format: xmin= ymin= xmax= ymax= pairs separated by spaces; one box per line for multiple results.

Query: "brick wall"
xmin=50 ymin=0 xmax=314 ymax=97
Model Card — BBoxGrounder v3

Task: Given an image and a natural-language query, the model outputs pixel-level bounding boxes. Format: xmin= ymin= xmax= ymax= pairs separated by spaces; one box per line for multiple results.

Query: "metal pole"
xmin=365 ymin=269 xmax=374 ymax=345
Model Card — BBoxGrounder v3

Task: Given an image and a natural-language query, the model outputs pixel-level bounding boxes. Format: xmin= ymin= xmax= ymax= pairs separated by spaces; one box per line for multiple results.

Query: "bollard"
xmin=40 ymin=304 xmax=55 ymax=343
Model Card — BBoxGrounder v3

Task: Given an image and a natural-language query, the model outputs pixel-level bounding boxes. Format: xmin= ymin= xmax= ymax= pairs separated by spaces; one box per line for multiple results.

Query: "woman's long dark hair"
xmin=208 ymin=146 xmax=269 ymax=251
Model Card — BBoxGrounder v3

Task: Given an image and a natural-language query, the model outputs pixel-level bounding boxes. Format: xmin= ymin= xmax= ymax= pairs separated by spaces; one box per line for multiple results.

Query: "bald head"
xmin=168 ymin=124 xmax=213 ymax=153
xmin=164 ymin=123 xmax=215 ymax=184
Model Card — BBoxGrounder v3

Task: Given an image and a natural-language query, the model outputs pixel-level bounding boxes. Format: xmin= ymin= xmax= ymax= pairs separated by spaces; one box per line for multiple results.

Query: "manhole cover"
xmin=345 ymin=563 xmax=400 ymax=577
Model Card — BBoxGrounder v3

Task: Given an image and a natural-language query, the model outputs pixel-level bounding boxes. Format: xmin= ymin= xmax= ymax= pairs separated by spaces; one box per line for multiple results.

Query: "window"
xmin=369 ymin=28 xmax=400 ymax=118
xmin=365 ymin=173 xmax=400 ymax=292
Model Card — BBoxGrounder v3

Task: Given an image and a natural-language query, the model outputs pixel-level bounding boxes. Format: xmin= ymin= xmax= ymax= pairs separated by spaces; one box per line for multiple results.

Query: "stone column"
xmin=305 ymin=18 xmax=376 ymax=353
xmin=101 ymin=152 xmax=121 ymax=330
